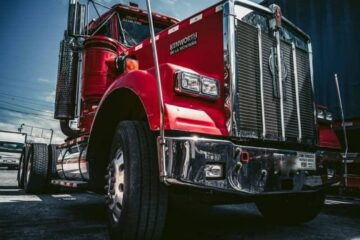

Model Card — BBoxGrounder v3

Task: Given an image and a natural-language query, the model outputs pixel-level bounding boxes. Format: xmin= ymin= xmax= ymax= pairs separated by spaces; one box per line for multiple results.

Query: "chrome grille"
xmin=234 ymin=20 xmax=315 ymax=144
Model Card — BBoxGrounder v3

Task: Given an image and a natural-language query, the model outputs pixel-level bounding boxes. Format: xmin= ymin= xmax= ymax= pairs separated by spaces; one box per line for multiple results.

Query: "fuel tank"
xmin=56 ymin=143 xmax=89 ymax=181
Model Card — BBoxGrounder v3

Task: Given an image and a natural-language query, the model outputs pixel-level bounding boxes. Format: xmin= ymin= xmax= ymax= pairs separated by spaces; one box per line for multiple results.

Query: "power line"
xmin=0 ymin=92 xmax=53 ymax=107
xmin=0 ymin=106 xmax=57 ymax=121
xmin=0 ymin=100 xmax=53 ymax=116
xmin=0 ymin=97 xmax=53 ymax=110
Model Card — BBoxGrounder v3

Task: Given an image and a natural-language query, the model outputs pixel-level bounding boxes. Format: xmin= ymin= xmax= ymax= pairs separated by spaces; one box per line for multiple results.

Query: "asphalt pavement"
xmin=0 ymin=169 xmax=359 ymax=240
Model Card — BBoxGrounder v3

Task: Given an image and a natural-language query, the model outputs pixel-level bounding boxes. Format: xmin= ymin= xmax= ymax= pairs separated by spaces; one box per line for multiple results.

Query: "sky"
xmin=0 ymin=0 xmax=222 ymax=143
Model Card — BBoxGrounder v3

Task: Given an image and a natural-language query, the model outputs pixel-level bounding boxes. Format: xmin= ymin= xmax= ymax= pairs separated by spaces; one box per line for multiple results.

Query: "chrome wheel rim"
xmin=106 ymin=147 xmax=125 ymax=223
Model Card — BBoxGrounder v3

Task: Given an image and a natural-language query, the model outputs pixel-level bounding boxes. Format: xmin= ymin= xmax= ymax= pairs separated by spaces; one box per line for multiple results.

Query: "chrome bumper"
xmin=159 ymin=136 xmax=339 ymax=195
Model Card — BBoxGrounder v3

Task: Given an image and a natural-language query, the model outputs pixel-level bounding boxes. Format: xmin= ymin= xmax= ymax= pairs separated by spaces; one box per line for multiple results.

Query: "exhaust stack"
xmin=55 ymin=0 xmax=85 ymax=137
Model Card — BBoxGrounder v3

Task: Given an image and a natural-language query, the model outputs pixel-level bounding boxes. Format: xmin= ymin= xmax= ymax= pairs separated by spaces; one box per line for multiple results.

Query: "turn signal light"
xmin=116 ymin=56 xmax=139 ymax=74
xmin=125 ymin=58 xmax=139 ymax=72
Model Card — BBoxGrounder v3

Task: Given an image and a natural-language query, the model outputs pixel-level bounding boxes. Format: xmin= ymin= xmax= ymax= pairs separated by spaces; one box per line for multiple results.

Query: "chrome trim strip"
xmin=292 ymin=42 xmax=302 ymax=142
xmin=276 ymin=31 xmax=285 ymax=140
xmin=308 ymin=42 xmax=318 ymax=142
xmin=75 ymin=52 xmax=83 ymax=128
xmin=223 ymin=0 xmax=237 ymax=136
xmin=257 ymin=25 xmax=266 ymax=138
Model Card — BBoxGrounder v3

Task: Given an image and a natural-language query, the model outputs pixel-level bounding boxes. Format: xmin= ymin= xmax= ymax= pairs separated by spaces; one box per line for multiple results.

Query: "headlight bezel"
xmin=317 ymin=107 xmax=334 ymax=123
xmin=317 ymin=109 xmax=325 ymax=120
xmin=325 ymin=112 xmax=333 ymax=121
xmin=174 ymin=71 xmax=220 ymax=100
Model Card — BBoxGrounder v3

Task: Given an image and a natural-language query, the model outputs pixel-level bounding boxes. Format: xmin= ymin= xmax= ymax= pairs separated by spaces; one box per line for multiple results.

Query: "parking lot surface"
xmin=0 ymin=169 xmax=359 ymax=240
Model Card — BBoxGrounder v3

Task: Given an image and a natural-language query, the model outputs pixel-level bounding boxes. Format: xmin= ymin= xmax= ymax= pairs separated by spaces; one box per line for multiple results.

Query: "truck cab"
xmin=18 ymin=1 xmax=340 ymax=238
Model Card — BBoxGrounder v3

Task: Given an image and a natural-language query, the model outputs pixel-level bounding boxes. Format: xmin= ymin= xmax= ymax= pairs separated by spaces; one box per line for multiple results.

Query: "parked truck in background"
xmin=0 ymin=131 xmax=26 ymax=170
xmin=18 ymin=0 xmax=341 ymax=238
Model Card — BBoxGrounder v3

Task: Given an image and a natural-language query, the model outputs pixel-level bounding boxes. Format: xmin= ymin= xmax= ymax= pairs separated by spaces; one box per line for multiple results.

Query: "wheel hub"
xmin=106 ymin=148 xmax=125 ymax=223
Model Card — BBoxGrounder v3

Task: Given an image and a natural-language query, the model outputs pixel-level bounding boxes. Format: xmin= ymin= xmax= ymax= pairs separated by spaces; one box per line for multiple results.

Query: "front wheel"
xmin=106 ymin=121 xmax=168 ymax=240
xmin=256 ymin=192 xmax=325 ymax=224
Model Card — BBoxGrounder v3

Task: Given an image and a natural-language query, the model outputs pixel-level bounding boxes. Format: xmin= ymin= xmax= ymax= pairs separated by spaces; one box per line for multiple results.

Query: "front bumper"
xmin=160 ymin=136 xmax=339 ymax=195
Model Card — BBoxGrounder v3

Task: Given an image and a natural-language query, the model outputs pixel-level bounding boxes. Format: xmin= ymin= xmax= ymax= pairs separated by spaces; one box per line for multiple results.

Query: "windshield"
xmin=0 ymin=142 xmax=24 ymax=153
xmin=119 ymin=16 xmax=166 ymax=46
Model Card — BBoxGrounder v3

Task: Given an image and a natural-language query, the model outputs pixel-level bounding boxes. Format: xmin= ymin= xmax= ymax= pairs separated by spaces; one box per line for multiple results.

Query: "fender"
xmin=91 ymin=63 xmax=228 ymax=136
xmin=87 ymin=63 xmax=227 ymax=189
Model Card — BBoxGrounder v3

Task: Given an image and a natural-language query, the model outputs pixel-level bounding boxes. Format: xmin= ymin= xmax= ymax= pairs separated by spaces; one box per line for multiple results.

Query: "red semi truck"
xmin=17 ymin=0 xmax=341 ymax=238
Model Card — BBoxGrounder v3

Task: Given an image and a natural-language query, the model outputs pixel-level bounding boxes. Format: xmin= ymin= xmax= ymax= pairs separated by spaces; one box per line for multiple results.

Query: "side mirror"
xmin=67 ymin=0 xmax=86 ymax=36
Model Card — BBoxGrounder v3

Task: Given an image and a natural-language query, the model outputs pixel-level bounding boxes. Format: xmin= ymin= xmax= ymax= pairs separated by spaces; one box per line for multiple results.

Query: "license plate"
xmin=295 ymin=152 xmax=316 ymax=170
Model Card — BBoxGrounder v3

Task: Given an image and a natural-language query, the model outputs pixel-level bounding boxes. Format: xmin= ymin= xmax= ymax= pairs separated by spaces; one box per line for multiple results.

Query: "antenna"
xmin=334 ymin=74 xmax=349 ymax=187
xmin=145 ymin=0 xmax=167 ymax=180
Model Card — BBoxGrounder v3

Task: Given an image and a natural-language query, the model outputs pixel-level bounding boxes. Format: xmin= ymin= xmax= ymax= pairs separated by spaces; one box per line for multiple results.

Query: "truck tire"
xmin=106 ymin=121 xmax=168 ymax=240
xmin=256 ymin=192 xmax=325 ymax=224
xmin=47 ymin=144 xmax=60 ymax=192
xmin=17 ymin=146 xmax=28 ymax=188
xmin=48 ymin=144 xmax=59 ymax=179
xmin=24 ymin=143 xmax=49 ymax=193
xmin=18 ymin=146 xmax=28 ymax=187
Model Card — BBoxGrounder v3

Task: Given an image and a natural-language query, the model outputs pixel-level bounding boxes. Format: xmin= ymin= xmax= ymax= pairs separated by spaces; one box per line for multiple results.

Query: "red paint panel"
xmin=318 ymin=124 xmax=341 ymax=149
xmin=132 ymin=10 xmax=226 ymax=135
xmin=165 ymin=104 xmax=222 ymax=135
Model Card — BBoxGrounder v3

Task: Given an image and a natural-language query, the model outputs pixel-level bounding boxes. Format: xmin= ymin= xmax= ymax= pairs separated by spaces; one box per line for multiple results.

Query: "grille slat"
xmin=234 ymin=20 xmax=315 ymax=144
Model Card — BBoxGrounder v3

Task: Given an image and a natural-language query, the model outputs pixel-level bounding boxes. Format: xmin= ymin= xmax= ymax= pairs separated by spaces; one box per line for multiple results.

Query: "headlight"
xmin=175 ymin=71 xmax=219 ymax=99
xmin=178 ymin=71 xmax=201 ymax=93
xmin=325 ymin=112 xmax=333 ymax=121
xmin=202 ymin=77 xmax=219 ymax=96
xmin=317 ymin=107 xmax=334 ymax=122
xmin=317 ymin=109 xmax=325 ymax=119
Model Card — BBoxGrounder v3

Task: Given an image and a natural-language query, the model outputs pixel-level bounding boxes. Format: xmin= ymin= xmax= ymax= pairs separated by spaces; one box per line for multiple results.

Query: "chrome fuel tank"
xmin=56 ymin=143 xmax=89 ymax=181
